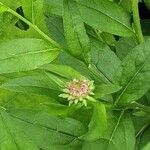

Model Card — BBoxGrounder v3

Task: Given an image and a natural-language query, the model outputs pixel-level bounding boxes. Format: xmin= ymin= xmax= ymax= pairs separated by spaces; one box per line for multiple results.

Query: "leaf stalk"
xmin=132 ymin=0 xmax=144 ymax=44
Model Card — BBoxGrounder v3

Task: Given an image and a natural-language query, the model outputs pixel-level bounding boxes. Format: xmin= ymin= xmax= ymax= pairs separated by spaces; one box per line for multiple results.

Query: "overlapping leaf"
xmin=63 ymin=0 xmax=90 ymax=62
xmin=0 ymin=38 xmax=60 ymax=74
xmin=90 ymin=38 xmax=122 ymax=84
xmin=82 ymin=111 xmax=135 ymax=150
xmin=76 ymin=0 xmax=134 ymax=36
xmin=116 ymin=38 xmax=150 ymax=105
xmin=0 ymin=90 xmax=86 ymax=149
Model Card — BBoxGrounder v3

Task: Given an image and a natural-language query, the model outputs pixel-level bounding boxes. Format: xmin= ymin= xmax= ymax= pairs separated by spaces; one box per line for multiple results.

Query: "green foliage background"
xmin=0 ymin=0 xmax=150 ymax=150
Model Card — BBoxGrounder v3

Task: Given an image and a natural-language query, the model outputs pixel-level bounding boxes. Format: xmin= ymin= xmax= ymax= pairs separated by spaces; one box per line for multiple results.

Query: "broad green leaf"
xmin=0 ymin=90 xmax=86 ymax=149
xmin=76 ymin=0 xmax=134 ymax=37
xmin=42 ymin=0 xmax=134 ymax=37
xmin=63 ymin=0 xmax=90 ymax=62
xmin=82 ymin=111 xmax=135 ymax=150
xmin=0 ymin=72 xmax=61 ymax=98
xmin=0 ymin=38 xmax=60 ymax=74
xmin=0 ymin=66 xmax=81 ymax=100
xmin=94 ymin=84 xmax=122 ymax=99
xmin=41 ymin=64 xmax=82 ymax=80
xmin=115 ymin=38 xmax=150 ymax=105
xmin=116 ymin=36 xmax=138 ymax=60
xmin=83 ymin=103 xmax=107 ymax=140
xmin=0 ymin=89 xmax=77 ymax=117
xmin=90 ymin=38 xmax=122 ymax=84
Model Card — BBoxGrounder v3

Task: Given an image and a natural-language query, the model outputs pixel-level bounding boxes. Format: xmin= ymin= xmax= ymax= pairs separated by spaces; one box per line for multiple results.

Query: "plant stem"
xmin=8 ymin=8 xmax=61 ymax=48
xmin=127 ymin=102 xmax=150 ymax=113
xmin=132 ymin=0 xmax=144 ymax=44
xmin=136 ymin=123 xmax=149 ymax=138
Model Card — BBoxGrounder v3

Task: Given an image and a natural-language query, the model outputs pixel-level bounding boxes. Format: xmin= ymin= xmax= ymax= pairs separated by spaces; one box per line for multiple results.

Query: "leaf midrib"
xmin=78 ymin=3 xmax=134 ymax=33
xmin=0 ymin=48 xmax=59 ymax=62
xmin=106 ymin=110 xmax=125 ymax=150
xmin=116 ymin=53 xmax=150 ymax=104
xmin=8 ymin=112 xmax=82 ymax=140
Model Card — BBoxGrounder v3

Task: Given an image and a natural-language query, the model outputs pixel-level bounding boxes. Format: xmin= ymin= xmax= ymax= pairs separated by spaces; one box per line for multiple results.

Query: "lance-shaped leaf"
xmin=0 ymin=90 xmax=86 ymax=149
xmin=0 ymin=38 xmax=60 ymax=74
xmin=41 ymin=64 xmax=82 ymax=80
xmin=115 ymin=38 xmax=150 ymax=105
xmin=90 ymin=38 xmax=122 ymax=84
xmin=0 ymin=64 xmax=83 ymax=99
xmin=76 ymin=0 xmax=134 ymax=37
xmin=82 ymin=102 xmax=107 ymax=140
xmin=63 ymin=0 xmax=90 ymax=62
xmin=82 ymin=111 xmax=135 ymax=150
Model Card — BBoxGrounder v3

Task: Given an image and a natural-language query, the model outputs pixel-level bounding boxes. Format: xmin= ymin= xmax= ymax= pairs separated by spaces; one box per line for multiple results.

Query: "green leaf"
xmin=0 ymin=90 xmax=86 ymax=149
xmin=58 ymin=51 xmax=92 ymax=79
xmin=76 ymin=0 xmax=134 ymax=37
xmin=41 ymin=64 xmax=82 ymax=80
xmin=94 ymin=84 xmax=122 ymax=99
xmin=45 ymin=14 xmax=66 ymax=48
xmin=90 ymin=38 xmax=122 ymax=84
xmin=0 ymin=89 xmax=76 ymax=117
xmin=0 ymin=73 xmax=60 ymax=97
xmin=0 ymin=2 xmax=8 ymax=13
xmin=44 ymin=0 xmax=63 ymax=16
xmin=0 ymin=0 xmax=47 ymax=32
xmin=63 ymin=0 xmax=90 ymax=62
xmin=0 ymin=38 xmax=60 ymax=74
xmin=99 ymin=32 xmax=116 ymax=46
xmin=0 ymin=1 xmax=35 ymax=41
xmin=118 ymin=0 xmax=132 ymax=12
xmin=115 ymin=38 xmax=150 ymax=105
xmin=83 ymin=102 xmax=107 ymax=140
xmin=116 ymin=36 xmax=138 ymax=60
xmin=0 ymin=1 xmax=59 ymax=48
xmin=82 ymin=111 xmax=135 ymax=150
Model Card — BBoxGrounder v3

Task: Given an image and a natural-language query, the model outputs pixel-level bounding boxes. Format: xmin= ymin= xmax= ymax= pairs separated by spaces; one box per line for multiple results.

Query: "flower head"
xmin=59 ymin=78 xmax=95 ymax=106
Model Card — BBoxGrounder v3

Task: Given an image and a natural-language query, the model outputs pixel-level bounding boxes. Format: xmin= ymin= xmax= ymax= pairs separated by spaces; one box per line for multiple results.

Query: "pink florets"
xmin=68 ymin=80 xmax=89 ymax=97
xmin=59 ymin=78 xmax=95 ymax=106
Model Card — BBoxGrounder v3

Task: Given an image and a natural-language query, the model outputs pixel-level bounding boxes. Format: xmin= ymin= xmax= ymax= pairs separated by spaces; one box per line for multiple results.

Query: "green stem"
xmin=127 ymin=102 xmax=150 ymax=113
xmin=136 ymin=123 xmax=149 ymax=138
xmin=7 ymin=8 xmax=61 ymax=48
xmin=132 ymin=0 xmax=144 ymax=44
